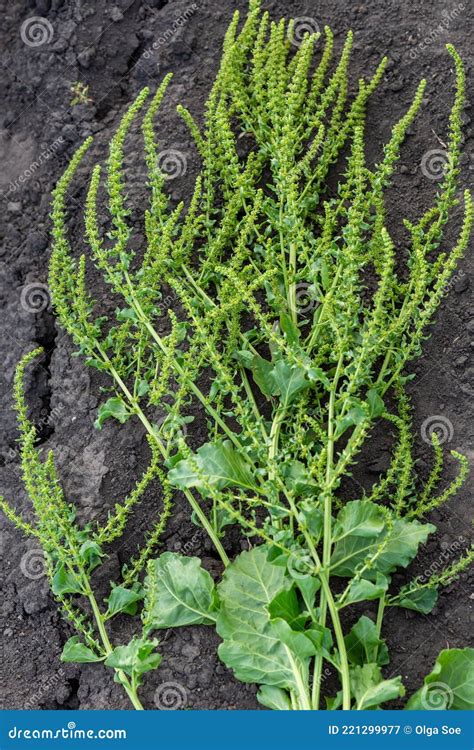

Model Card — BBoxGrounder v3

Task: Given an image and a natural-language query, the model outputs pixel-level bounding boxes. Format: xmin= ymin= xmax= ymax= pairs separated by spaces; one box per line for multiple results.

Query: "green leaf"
xmin=216 ymin=547 xmax=318 ymax=694
xmin=272 ymin=360 xmax=309 ymax=405
xmin=366 ymin=389 xmax=385 ymax=418
xmin=334 ymin=404 xmax=367 ymax=440
xmin=345 ymin=616 xmax=389 ymax=666
xmin=342 ymin=573 xmax=389 ymax=606
xmin=333 ymin=500 xmax=386 ymax=540
xmin=107 ymin=585 xmax=144 ymax=616
xmin=51 ymin=563 xmax=85 ymax=596
xmin=268 ymin=586 xmax=308 ymax=631
xmin=283 ymin=461 xmax=319 ymax=498
xmin=294 ymin=576 xmax=320 ymax=614
xmin=79 ymin=540 xmax=103 ymax=572
xmin=351 ymin=664 xmax=405 ymax=709
xmin=305 ymin=366 xmax=331 ymax=390
xmin=306 ymin=622 xmax=334 ymax=653
xmin=279 ymin=312 xmax=300 ymax=345
xmin=406 ymin=648 xmax=474 ymax=710
xmin=374 ymin=519 xmax=436 ymax=574
xmin=105 ymin=637 xmax=161 ymax=684
xmin=235 ymin=352 xmax=275 ymax=397
xmin=168 ymin=440 xmax=256 ymax=494
xmin=137 ymin=379 xmax=149 ymax=397
xmin=95 ymin=397 xmax=131 ymax=429
xmin=144 ymin=553 xmax=217 ymax=629
xmin=61 ymin=636 xmax=104 ymax=663
xmin=331 ymin=501 xmax=435 ymax=577
xmin=257 ymin=685 xmax=292 ymax=710
xmin=391 ymin=587 xmax=438 ymax=614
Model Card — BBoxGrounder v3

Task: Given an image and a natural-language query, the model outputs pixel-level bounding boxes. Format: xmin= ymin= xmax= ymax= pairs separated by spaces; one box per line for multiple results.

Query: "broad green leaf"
xmin=144 ymin=553 xmax=217 ymax=628
xmin=105 ymin=637 xmax=161 ymax=683
xmin=406 ymin=648 xmax=474 ymax=710
xmin=95 ymin=397 xmax=131 ymax=429
xmin=391 ymin=586 xmax=438 ymax=614
xmin=268 ymin=587 xmax=308 ymax=631
xmin=251 ymin=355 xmax=277 ymax=398
xmin=306 ymin=622 xmax=334 ymax=653
xmin=257 ymin=685 xmax=292 ymax=710
xmin=216 ymin=547 xmax=317 ymax=693
xmin=107 ymin=585 xmax=144 ymax=616
xmin=367 ymin=389 xmax=385 ymax=418
xmin=51 ymin=563 xmax=85 ymax=596
xmin=342 ymin=573 xmax=389 ymax=606
xmin=334 ymin=404 xmax=367 ymax=440
xmin=235 ymin=352 xmax=275 ymax=397
xmin=331 ymin=501 xmax=435 ymax=577
xmin=351 ymin=663 xmax=405 ymax=709
xmin=271 ymin=360 xmax=309 ymax=405
xmin=79 ymin=540 xmax=103 ymax=572
xmin=305 ymin=366 xmax=331 ymax=390
xmin=333 ymin=500 xmax=386 ymax=540
xmin=61 ymin=636 xmax=104 ymax=663
xmin=279 ymin=312 xmax=300 ymax=345
xmin=168 ymin=440 xmax=256 ymax=493
xmin=294 ymin=576 xmax=320 ymax=614
xmin=374 ymin=519 xmax=436 ymax=574
xmin=237 ymin=351 xmax=313 ymax=404
xmin=282 ymin=461 xmax=319 ymax=497
xmin=345 ymin=616 xmax=389 ymax=666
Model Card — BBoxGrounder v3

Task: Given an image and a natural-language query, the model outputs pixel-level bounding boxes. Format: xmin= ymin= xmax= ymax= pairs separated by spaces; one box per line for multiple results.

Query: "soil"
xmin=0 ymin=0 xmax=472 ymax=712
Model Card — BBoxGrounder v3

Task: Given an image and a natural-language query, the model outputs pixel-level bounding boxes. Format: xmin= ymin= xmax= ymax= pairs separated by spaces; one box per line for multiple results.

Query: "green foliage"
xmin=406 ymin=649 xmax=474 ymax=710
xmin=2 ymin=0 xmax=472 ymax=712
xmin=0 ymin=350 xmax=170 ymax=710
xmin=143 ymin=553 xmax=217 ymax=629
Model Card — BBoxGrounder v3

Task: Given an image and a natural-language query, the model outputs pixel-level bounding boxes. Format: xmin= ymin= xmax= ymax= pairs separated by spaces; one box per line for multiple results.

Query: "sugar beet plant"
xmin=2 ymin=1 xmax=473 ymax=710
xmin=0 ymin=349 xmax=175 ymax=709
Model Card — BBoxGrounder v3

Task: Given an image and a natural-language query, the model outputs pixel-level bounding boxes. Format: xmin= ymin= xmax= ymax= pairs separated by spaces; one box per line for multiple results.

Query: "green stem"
xmin=88 ymin=590 xmax=144 ymax=711
xmin=96 ymin=346 xmax=230 ymax=567
xmin=312 ymin=355 xmax=342 ymax=709
xmin=288 ymin=241 xmax=297 ymax=324
xmin=319 ymin=575 xmax=351 ymax=710
xmin=375 ymin=595 xmax=385 ymax=638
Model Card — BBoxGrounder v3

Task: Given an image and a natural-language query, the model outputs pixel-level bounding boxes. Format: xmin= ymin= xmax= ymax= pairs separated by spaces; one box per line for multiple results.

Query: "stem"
xmin=312 ymin=355 xmax=343 ymax=709
xmin=288 ymin=241 xmax=297 ymax=324
xmin=96 ymin=345 xmax=230 ymax=567
xmin=319 ymin=575 xmax=352 ymax=710
xmin=375 ymin=595 xmax=385 ymax=638
xmin=88 ymin=591 xmax=144 ymax=711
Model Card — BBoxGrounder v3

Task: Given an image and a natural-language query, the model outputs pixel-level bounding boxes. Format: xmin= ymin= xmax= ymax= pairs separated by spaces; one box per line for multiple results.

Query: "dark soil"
xmin=0 ymin=0 xmax=472 ymax=711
